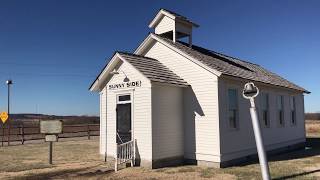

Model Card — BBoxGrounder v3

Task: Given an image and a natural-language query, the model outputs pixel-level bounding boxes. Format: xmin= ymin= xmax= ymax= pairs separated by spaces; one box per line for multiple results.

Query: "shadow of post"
xmin=269 ymin=137 xmax=320 ymax=179
xmin=269 ymin=137 xmax=320 ymax=162
xmin=273 ymin=169 xmax=320 ymax=180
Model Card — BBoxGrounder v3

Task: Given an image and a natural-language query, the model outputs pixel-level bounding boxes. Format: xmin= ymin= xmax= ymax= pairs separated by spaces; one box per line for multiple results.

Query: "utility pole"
xmin=6 ymin=80 xmax=12 ymax=146
xmin=242 ymin=82 xmax=271 ymax=180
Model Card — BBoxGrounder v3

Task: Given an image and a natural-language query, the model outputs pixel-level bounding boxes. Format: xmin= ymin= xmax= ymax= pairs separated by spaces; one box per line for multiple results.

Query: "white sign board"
xmin=40 ymin=120 xmax=63 ymax=134
xmin=109 ymin=80 xmax=142 ymax=90
xmin=45 ymin=134 xmax=58 ymax=142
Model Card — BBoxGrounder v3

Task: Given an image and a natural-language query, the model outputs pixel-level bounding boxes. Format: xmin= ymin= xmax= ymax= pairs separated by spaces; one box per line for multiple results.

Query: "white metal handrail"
xmin=115 ymin=139 xmax=135 ymax=172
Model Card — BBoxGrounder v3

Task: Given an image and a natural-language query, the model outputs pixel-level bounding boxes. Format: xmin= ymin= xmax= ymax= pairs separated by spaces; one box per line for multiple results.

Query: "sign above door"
xmin=109 ymin=80 xmax=142 ymax=90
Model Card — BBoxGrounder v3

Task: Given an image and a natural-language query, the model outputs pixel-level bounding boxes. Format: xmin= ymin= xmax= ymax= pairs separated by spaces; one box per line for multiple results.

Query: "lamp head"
xmin=123 ymin=77 xmax=130 ymax=82
xmin=109 ymin=69 xmax=130 ymax=82
xmin=243 ymin=82 xmax=259 ymax=99
xmin=6 ymin=80 xmax=13 ymax=85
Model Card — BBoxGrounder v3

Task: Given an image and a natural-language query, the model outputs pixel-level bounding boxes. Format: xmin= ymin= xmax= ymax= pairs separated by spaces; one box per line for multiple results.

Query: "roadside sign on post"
xmin=40 ymin=120 xmax=63 ymax=165
xmin=45 ymin=134 xmax=58 ymax=142
xmin=40 ymin=120 xmax=63 ymax=134
xmin=0 ymin=112 xmax=8 ymax=123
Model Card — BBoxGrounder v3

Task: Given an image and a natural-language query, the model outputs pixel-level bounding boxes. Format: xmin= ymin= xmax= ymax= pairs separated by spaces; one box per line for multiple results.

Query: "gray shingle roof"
xmin=118 ymin=52 xmax=189 ymax=87
xmin=154 ymin=34 xmax=309 ymax=93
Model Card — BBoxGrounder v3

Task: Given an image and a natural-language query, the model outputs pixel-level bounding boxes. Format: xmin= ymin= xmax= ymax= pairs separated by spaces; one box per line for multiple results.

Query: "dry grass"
xmin=0 ymin=121 xmax=320 ymax=179
xmin=0 ymin=137 xmax=112 ymax=180
xmin=306 ymin=120 xmax=320 ymax=137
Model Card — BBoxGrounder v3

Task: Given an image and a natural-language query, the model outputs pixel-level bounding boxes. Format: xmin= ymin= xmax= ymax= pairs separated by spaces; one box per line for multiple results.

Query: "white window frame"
xmin=227 ymin=88 xmax=239 ymax=130
xmin=117 ymin=94 xmax=132 ymax=104
xmin=290 ymin=96 xmax=297 ymax=126
xmin=277 ymin=95 xmax=285 ymax=127
xmin=260 ymin=92 xmax=270 ymax=128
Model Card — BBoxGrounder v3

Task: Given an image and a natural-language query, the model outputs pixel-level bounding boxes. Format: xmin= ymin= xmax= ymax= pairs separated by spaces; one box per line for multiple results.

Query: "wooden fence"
xmin=0 ymin=124 xmax=99 ymax=146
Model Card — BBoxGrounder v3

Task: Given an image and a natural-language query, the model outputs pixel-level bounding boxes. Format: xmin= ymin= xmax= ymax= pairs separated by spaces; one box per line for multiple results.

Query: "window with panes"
xmin=228 ymin=89 xmax=238 ymax=129
xmin=290 ymin=96 xmax=296 ymax=125
xmin=277 ymin=95 xmax=284 ymax=126
xmin=260 ymin=93 xmax=270 ymax=127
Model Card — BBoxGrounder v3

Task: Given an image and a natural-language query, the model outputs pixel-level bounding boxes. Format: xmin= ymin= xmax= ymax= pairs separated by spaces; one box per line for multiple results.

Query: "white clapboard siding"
xmin=152 ymin=84 xmax=184 ymax=160
xmin=105 ymin=61 xmax=153 ymax=162
xmin=155 ymin=16 xmax=175 ymax=35
xmin=219 ymin=78 xmax=306 ymax=161
xmin=100 ymin=88 xmax=107 ymax=155
xmin=144 ymin=41 xmax=221 ymax=162
xmin=133 ymin=86 xmax=153 ymax=161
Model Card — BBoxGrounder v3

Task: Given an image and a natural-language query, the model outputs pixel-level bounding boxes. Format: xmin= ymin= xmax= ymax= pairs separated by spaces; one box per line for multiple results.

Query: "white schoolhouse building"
xmin=90 ymin=9 xmax=309 ymax=168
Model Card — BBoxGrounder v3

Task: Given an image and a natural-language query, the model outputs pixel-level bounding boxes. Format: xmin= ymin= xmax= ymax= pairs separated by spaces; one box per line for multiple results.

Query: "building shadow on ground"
xmin=235 ymin=137 xmax=320 ymax=166
xmin=270 ymin=137 xmax=320 ymax=179
xmin=235 ymin=137 xmax=320 ymax=179
xmin=268 ymin=137 xmax=320 ymax=162
xmin=272 ymin=169 xmax=320 ymax=180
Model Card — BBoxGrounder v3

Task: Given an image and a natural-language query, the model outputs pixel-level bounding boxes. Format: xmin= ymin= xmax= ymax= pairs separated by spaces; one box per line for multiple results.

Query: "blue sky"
xmin=0 ymin=0 xmax=319 ymax=115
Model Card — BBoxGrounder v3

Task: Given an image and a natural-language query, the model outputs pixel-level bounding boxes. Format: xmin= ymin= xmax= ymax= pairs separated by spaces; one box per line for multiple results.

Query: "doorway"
xmin=116 ymin=94 xmax=132 ymax=144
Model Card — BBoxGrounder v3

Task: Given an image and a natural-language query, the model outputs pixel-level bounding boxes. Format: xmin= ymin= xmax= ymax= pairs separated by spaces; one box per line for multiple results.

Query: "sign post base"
xmin=49 ymin=142 xmax=53 ymax=165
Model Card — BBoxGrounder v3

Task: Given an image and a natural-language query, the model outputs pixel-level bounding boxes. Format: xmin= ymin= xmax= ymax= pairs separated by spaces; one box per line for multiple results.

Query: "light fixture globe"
xmin=243 ymin=82 xmax=259 ymax=99
xmin=6 ymin=80 xmax=13 ymax=85
xmin=123 ymin=77 xmax=130 ymax=82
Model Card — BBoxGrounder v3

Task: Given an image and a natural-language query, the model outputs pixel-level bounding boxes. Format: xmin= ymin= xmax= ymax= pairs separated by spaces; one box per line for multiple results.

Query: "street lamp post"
xmin=242 ymin=82 xmax=271 ymax=180
xmin=6 ymin=80 xmax=12 ymax=146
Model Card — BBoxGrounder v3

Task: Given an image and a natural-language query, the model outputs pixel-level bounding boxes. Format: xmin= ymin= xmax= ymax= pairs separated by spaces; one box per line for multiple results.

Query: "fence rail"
xmin=0 ymin=124 xmax=99 ymax=146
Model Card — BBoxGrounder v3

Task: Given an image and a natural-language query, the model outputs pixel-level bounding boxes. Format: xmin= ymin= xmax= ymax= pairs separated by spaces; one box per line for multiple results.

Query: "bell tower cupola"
xmin=149 ymin=9 xmax=199 ymax=47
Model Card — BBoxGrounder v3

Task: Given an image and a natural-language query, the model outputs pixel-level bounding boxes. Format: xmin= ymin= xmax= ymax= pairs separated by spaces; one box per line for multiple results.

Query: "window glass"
xmin=229 ymin=110 xmax=237 ymax=128
xmin=228 ymin=89 xmax=238 ymax=129
xmin=263 ymin=111 xmax=268 ymax=126
xmin=228 ymin=89 xmax=237 ymax=109
xmin=277 ymin=95 xmax=283 ymax=110
xmin=261 ymin=93 xmax=269 ymax=110
xmin=277 ymin=95 xmax=284 ymax=126
xmin=261 ymin=93 xmax=269 ymax=127
xmin=118 ymin=95 xmax=130 ymax=102
xmin=290 ymin=96 xmax=295 ymax=110
xmin=290 ymin=96 xmax=296 ymax=125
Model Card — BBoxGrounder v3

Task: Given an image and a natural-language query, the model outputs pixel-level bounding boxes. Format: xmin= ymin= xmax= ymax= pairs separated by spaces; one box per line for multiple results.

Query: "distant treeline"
xmin=305 ymin=113 xmax=320 ymax=120
xmin=7 ymin=114 xmax=99 ymax=126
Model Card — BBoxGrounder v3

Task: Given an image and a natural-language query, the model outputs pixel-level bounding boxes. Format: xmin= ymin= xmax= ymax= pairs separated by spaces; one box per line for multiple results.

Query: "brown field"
xmin=0 ymin=120 xmax=320 ymax=179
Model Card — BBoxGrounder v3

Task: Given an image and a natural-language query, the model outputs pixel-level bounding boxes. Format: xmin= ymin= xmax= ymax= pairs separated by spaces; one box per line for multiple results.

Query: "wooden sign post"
xmin=40 ymin=120 xmax=63 ymax=165
xmin=0 ymin=112 xmax=9 ymax=147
